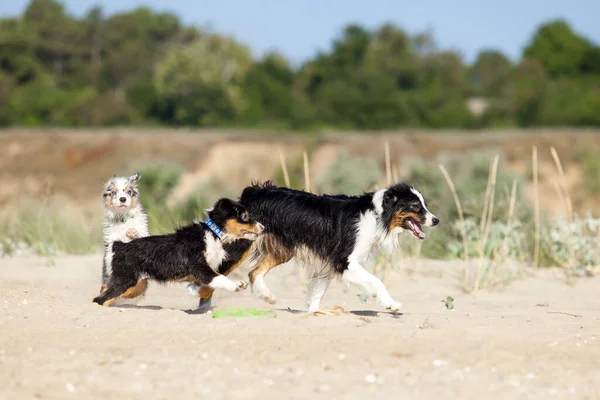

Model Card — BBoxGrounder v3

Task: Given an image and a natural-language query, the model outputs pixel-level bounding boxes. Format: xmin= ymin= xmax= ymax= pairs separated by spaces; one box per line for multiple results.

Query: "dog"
xmin=93 ymin=198 xmax=264 ymax=307
xmin=101 ymin=173 xmax=149 ymax=295
xmin=236 ymin=181 xmax=439 ymax=314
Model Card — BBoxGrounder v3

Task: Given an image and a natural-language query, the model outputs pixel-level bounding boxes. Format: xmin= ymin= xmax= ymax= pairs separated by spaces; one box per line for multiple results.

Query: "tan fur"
xmin=103 ymin=195 xmax=112 ymax=209
xmin=224 ymin=220 xmax=263 ymax=238
xmin=390 ymin=211 xmax=420 ymax=231
xmin=126 ymin=228 xmax=139 ymax=240
xmin=100 ymin=279 xmax=148 ymax=307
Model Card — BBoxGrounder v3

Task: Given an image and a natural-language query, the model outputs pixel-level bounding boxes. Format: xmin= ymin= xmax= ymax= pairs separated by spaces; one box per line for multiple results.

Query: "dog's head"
xmin=379 ymin=183 xmax=439 ymax=240
xmin=207 ymin=198 xmax=264 ymax=241
xmin=102 ymin=173 xmax=141 ymax=213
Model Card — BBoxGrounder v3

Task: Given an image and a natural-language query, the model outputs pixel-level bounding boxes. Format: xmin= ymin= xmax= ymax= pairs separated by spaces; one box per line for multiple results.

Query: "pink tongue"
xmin=407 ymin=220 xmax=425 ymax=239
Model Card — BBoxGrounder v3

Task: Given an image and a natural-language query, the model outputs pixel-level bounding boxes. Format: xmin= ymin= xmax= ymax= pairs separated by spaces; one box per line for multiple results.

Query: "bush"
xmin=539 ymin=213 xmax=600 ymax=271
xmin=0 ymin=202 xmax=101 ymax=257
xmin=316 ymin=150 xmax=381 ymax=195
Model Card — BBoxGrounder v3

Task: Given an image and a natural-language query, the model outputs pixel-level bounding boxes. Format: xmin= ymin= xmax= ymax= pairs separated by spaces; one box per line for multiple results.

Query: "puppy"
xmin=238 ymin=181 xmax=439 ymax=314
xmin=101 ymin=173 xmax=149 ymax=294
xmin=93 ymin=198 xmax=264 ymax=307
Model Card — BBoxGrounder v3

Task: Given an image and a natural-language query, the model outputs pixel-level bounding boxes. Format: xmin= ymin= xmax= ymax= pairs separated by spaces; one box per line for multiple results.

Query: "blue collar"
xmin=205 ymin=218 xmax=227 ymax=240
xmin=373 ymin=209 xmax=380 ymax=222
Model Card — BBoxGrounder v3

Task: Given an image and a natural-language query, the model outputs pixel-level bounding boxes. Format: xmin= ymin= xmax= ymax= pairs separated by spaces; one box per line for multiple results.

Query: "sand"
xmin=1 ymin=254 xmax=599 ymax=399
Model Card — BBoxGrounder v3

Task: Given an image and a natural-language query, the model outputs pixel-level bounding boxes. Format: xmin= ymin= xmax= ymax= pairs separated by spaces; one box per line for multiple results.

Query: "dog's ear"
xmin=383 ymin=190 xmax=397 ymax=209
xmin=128 ymin=172 xmax=140 ymax=183
xmin=212 ymin=198 xmax=234 ymax=214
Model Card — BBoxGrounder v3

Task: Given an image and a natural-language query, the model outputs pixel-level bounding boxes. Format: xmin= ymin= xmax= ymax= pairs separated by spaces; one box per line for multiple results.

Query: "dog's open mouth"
xmin=405 ymin=219 xmax=425 ymax=240
xmin=242 ymin=230 xmax=260 ymax=240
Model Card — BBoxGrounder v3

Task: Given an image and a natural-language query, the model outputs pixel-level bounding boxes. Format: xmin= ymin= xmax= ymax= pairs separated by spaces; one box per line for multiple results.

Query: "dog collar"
xmin=373 ymin=209 xmax=380 ymax=222
xmin=204 ymin=218 xmax=227 ymax=240
xmin=119 ymin=212 xmax=134 ymax=223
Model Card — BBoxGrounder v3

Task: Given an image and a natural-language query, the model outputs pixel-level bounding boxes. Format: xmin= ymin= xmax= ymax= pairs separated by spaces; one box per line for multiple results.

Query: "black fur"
xmin=93 ymin=198 xmax=263 ymax=306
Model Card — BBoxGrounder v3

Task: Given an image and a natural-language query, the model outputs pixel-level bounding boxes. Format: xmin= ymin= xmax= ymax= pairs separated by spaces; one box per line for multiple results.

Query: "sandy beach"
xmin=1 ymin=254 xmax=599 ymax=399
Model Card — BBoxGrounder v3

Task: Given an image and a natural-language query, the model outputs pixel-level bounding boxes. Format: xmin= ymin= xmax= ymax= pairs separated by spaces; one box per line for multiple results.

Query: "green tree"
xmin=470 ymin=50 xmax=511 ymax=97
xmin=153 ymin=34 xmax=253 ymax=125
xmin=242 ymin=52 xmax=294 ymax=126
xmin=524 ymin=20 xmax=591 ymax=77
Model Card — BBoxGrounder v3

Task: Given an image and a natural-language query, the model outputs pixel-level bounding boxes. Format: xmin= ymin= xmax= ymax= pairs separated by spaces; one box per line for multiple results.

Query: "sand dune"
xmin=1 ymin=254 xmax=599 ymax=399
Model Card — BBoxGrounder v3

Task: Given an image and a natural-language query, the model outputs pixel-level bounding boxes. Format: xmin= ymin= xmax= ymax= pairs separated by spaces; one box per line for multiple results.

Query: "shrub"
xmin=316 ymin=150 xmax=381 ymax=195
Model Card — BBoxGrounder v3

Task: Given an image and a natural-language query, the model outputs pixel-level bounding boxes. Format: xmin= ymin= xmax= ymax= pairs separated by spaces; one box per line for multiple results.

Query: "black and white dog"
xmin=238 ymin=181 xmax=439 ymax=313
xmin=93 ymin=198 xmax=264 ymax=307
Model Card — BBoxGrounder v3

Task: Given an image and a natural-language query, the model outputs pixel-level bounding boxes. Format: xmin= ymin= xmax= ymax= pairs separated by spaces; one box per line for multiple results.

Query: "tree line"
xmin=1 ymin=0 xmax=599 ymax=130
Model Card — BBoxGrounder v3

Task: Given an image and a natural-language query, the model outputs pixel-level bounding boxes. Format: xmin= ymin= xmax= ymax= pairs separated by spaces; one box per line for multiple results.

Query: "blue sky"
xmin=2 ymin=0 xmax=599 ymax=65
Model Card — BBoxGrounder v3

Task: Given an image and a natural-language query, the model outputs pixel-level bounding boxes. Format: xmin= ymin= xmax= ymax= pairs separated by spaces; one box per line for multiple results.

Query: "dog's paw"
xmin=126 ymin=228 xmax=140 ymax=240
xmin=259 ymin=293 xmax=277 ymax=304
xmin=234 ymin=281 xmax=248 ymax=292
xmin=384 ymin=301 xmax=403 ymax=312
xmin=186 ymin=283 xmax=201 ymax=296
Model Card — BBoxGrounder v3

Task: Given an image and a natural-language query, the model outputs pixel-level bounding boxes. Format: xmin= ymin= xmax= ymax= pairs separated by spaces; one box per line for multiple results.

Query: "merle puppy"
xmin=93 ymin=198 xmax=264 ymax=307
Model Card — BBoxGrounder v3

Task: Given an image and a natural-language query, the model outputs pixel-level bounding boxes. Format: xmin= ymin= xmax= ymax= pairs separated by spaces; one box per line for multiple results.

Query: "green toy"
xmin=211 ymin=308 xmax=275 ymax=318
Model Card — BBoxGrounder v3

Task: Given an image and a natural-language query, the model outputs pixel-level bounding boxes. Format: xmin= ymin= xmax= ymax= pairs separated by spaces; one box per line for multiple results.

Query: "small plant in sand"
xmin=540 ymin=213 xmax=600 ymax=275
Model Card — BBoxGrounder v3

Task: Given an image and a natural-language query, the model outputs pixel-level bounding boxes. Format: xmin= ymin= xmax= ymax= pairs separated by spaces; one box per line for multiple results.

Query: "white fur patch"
xmin=103 ymin=242 xmax=114 ymax=278
xmin=342 ymin=205 xmax=403 ymax=311
xmin=208 ymin=275 xmax=247 ymax=292
xmin=372 ymin=189 xmax=386 ymax=215
xmin=204 ymin=231 xmax=228 ymax=273
xmin=410 ymin=186 xmax=437 ymax=227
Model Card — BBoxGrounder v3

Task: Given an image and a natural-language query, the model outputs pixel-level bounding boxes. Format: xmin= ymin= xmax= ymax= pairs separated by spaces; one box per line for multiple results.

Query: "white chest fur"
xmin=204 ymin=231 xmax=228 ymax=273
xmin=103 ymin=210 xmax=149 ymax=245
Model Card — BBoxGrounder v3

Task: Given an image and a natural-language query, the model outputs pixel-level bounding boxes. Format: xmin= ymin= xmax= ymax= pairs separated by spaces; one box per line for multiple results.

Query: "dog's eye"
xmin=111 ymin=190 xmax=117 ymax=196
xmin=411 ymin=204 xmax=421 ymax=212
xmin=127 ymin=190 xmax=133 ymax=195
xmin=240 ymin=213 xmax=249 ymax=223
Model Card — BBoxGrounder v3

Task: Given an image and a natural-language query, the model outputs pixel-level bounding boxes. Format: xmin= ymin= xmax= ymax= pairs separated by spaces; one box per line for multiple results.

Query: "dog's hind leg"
xmin=93 ymin=278 xmax=142 ymax=307
xmin=342 ymin=262 xmax=402 ymax=312
xmin=249 ymin=253 xmax=289 ymax=305
xmin=120 ymin=279 xmax=148 ymax=299
xmin=306 ymin=273 xmax=333 ymax=313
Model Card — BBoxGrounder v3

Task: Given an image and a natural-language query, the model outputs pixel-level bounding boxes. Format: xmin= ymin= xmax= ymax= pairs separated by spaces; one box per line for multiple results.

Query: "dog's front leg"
xmin=342 ymin=262 xmax=402 ymax=312
xmin=125 ymin=228 xmax=140 ymax=240
xmin=207 ymin=275 xmax=248 ymax=292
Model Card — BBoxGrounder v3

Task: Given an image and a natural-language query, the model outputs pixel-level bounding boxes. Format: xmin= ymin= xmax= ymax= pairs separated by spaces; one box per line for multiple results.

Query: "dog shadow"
xmin=277 ymin=307 xmax=403 ymax=318
xmin=106 ymin=303 xmax=219 ymax=316
xmin=118 ymin=304 xmax=163 ymax=311
xmin=350 ymin=310 xmax=403 ymax=318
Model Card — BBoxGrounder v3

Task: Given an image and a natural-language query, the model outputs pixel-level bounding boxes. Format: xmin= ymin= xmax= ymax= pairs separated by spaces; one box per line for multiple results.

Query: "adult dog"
xmin=238 ymin=181 xmax=439 ymax=313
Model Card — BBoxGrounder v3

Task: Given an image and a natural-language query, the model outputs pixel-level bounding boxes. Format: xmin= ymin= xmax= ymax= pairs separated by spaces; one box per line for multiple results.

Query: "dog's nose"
xmin=119 ymin=197 xmax=127 ymax=203
xmin=432 ymin=217 xmax=440 ymax=227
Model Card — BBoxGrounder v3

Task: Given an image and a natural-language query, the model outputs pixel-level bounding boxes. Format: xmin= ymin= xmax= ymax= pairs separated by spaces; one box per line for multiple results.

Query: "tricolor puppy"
xmin=101 ymin=173 xmax=149 ymax=294
xmin=238 ymin=181 xmax=439 ymax=314
xmin=93 ymin=198 xmax=264 ymax=307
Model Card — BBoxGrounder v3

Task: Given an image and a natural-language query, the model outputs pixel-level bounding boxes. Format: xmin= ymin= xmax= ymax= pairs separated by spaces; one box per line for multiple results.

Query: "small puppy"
xmin=101 ymin=173 xmax=149 ymax=294
xmin=93 ymin=198 xmax=264 ymax=307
